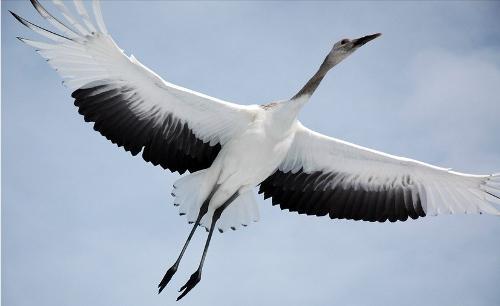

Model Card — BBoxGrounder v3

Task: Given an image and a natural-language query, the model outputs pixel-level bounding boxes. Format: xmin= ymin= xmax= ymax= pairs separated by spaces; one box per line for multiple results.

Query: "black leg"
xmin=177 ymin=192 xmax=239 ymax=301
xmin=158 ymin=186 xmax=217 ymax=294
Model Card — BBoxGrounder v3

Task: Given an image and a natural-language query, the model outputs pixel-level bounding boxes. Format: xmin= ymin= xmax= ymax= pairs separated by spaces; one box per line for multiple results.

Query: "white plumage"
xmin=281 ymin=123 xmax=499 ymax=216
xmin=12 ymin=0 xmax=499 ymax=300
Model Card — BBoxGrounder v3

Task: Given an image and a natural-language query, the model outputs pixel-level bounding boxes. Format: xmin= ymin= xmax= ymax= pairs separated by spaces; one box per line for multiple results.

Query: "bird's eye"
xmin=340 ymin=39 xmax=349 ymax=45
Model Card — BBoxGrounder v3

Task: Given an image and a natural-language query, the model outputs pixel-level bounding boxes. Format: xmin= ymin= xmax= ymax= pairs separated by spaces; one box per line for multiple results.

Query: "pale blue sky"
xmin=2 ymin=1 xmax=500 ymax=305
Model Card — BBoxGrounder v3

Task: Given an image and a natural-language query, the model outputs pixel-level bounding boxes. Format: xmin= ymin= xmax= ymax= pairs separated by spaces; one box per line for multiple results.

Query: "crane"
xmin=11 ymin=0 xmax=500 ymax=301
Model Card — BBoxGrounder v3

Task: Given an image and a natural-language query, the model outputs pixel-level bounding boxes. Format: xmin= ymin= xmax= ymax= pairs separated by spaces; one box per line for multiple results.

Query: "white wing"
xmin=259 ymin=122 xmax=500 ymax=222
xmin=12 ymin=0 xmax=257 ymax=173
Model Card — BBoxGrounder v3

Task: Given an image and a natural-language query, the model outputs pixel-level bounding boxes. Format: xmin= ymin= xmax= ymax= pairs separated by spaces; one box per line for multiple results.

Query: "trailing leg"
xmin=177 ymin=191 xmax=239 ymax=301
xmin=157 ymin=186 xmax=218 ymax=294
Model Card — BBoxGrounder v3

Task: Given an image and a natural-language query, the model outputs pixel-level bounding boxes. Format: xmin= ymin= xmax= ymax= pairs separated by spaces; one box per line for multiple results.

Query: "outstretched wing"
xmin=12 ymin=0 xmax=257 ymax=174
xmin=259 ymin=122 xmax=500 ymax=222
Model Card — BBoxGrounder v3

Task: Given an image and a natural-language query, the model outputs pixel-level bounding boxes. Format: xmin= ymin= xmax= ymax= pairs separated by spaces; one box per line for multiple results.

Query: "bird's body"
xmin=174 ymin=99 xmax=303 ymax=227
xmin=211 ymin=101 xmax=299 ymax=204
xmin=12 ymin=0 xmax=500 ymax=300
xmin=216 ymin=115 xmax=291 ymax=191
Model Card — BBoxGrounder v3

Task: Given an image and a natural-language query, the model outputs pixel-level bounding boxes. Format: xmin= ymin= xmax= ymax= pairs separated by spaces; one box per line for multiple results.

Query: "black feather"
xmin=73 ymin=83 xmax=221 ymax=174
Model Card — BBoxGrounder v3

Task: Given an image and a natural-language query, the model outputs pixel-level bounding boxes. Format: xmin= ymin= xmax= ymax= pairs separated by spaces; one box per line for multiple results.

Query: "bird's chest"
xmin=218 ymin=120 xmax=295 ymax=184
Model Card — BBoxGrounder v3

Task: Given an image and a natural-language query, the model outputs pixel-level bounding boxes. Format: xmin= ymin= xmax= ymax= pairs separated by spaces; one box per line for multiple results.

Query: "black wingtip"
xmin=9 ymin=10 xmax=22 ymax=23
xmin=9 ymin=10 xmax=28 ymax=27
xmin=10 ymin=11 xmax=31 ymax=31
xmin=29 ymin=0 xmax=47 ymax=19
xmin=10 ymin=11 xmax=29 ymax=29
xmin=9 ymin=9 xmax=73 ymax=42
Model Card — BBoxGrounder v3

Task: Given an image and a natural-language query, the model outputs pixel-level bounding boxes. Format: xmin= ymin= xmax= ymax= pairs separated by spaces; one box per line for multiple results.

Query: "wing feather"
xmin=92 ymin=0 xmax=108 ymax=34
xmin=260 ymin=123 xmax=499 ymax=221
xmin=29 ymin=0 xmax=80 ymax=39
xmin=72 ymin=0 xmax=97 ymax=33
xmin=52 ymin=0 xmax=90 ymax=36
xmin=13 ymin=1 xmax=257 ymax=174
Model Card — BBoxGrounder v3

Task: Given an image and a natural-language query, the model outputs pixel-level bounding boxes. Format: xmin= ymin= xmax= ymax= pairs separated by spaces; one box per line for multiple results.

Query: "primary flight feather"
xmin=12 ymin=0 xmax=500 ymax=300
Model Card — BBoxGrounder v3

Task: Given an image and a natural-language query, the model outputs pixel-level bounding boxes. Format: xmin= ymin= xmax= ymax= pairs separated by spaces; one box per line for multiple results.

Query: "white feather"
xmin=280 ymin=122 xmax=500 ymax=217
xmin=92 ymin=0 xmax=108 ymax=34
xmin=73 ymin=0 xmax=97 ymax=33
xmin=52 ymin=0 xmax=90 ymax=36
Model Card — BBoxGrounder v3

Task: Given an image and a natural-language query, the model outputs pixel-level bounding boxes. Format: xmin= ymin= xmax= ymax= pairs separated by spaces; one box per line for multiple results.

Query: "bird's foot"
xmin=158 ymin=264 xmax=178 ymax=294
xmin=177 ymin=270 xmax=201 ymax=301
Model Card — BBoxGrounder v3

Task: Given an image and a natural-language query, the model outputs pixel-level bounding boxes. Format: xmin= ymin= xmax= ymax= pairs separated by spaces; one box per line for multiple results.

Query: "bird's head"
xmin=325 ymin=33 xmax=382 ymax=67
xmin=291 ymin=33 xmax=382 ymax=100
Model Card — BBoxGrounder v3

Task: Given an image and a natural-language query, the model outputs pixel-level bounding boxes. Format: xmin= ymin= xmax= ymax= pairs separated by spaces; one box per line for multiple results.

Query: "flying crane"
xmin=12 ymin=0 xmax=500 ymax=300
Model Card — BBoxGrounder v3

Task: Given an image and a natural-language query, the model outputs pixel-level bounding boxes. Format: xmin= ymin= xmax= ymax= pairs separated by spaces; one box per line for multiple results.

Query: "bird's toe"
xmin=158 ymin=264 xmax=178 ymax=294
xmin=177 ymin=270 xmax=202 ymax=301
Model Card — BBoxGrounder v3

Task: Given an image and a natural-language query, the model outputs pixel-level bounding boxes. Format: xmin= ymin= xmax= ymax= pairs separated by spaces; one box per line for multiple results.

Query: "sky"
xmin=2 ymin=1 xmax=500 ymax=305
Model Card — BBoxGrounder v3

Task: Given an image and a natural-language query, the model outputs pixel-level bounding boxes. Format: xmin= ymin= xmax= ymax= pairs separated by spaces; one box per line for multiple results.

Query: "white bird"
xmin=12 ymin=0 xmax=500 ymax=300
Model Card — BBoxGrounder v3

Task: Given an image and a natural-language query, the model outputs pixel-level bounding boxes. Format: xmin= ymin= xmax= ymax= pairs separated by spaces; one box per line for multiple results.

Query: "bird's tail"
xmin=172 ymin=170 xmax=259 ymax=232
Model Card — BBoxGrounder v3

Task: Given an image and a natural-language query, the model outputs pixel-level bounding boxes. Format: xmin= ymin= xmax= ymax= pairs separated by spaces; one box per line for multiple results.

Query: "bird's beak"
xmin=352 ymin=33 xmax=382 ymax=47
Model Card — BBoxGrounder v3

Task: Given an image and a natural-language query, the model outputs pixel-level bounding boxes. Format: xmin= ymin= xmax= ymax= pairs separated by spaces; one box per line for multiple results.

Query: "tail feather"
xmin=172 ymin=172 xmax=259 ymax=232
xmin=174 ymin=170 xmax=211 ymax=223
xmin=216 ymin=191 xmax=259 ymax=232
